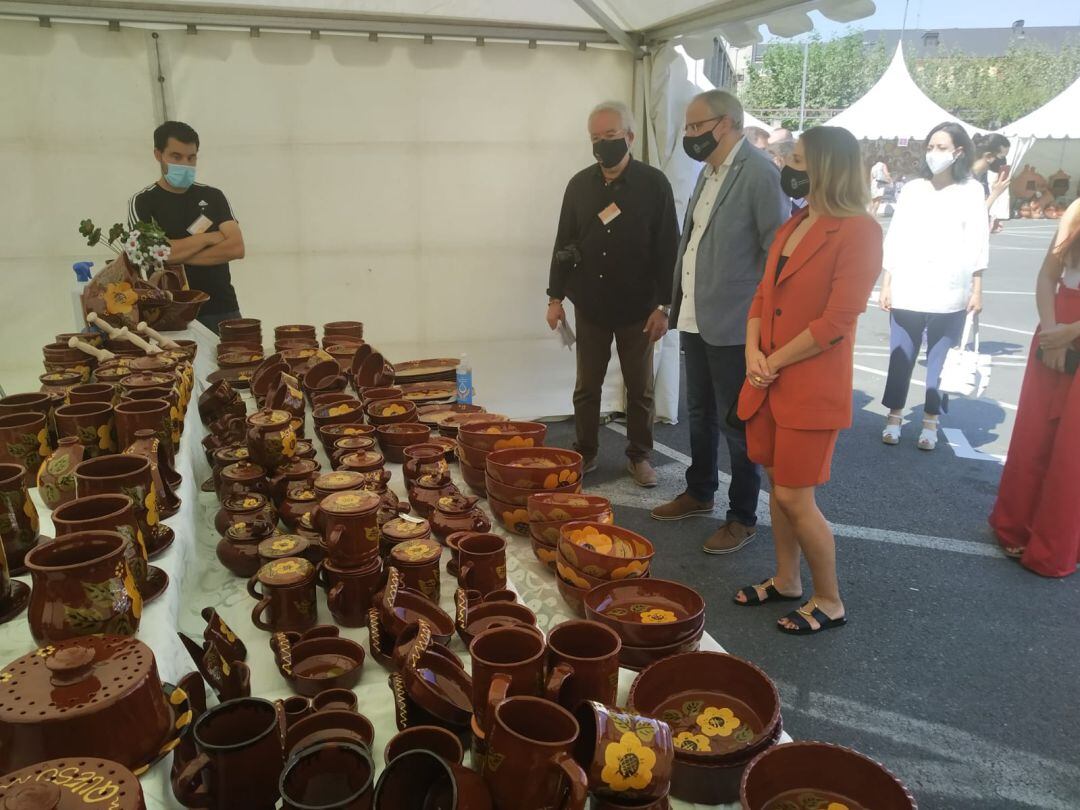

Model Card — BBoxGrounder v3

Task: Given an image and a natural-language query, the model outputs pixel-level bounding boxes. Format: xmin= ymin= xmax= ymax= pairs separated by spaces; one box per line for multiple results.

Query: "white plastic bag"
xmin=939 ymin=313 xmax=991 ymax=398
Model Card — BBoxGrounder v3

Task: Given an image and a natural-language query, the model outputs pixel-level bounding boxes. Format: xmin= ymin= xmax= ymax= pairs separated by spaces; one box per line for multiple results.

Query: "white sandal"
xmin=917 ymin=418 xmax=939 ymax=451
xmin=882 ymin=415 xmax=902 ymax=445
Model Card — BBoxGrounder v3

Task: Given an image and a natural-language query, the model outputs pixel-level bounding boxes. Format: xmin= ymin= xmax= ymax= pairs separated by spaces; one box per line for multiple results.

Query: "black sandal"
xmin=732 ymin=578 xmax=803 ymax=607
xmin=777 ymin=601 xmax=847 ymax=635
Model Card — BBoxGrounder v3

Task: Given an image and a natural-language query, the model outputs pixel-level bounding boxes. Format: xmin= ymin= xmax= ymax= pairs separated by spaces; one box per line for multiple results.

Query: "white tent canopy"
xmin=999 ymin=73 xmax=1080 ymax=139
xmin=826 ymin=44 xmax=980 ymax=140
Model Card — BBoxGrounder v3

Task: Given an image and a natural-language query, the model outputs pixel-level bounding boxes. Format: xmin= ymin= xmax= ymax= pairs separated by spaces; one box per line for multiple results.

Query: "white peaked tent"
xmin=826 ymin=44 xmax=980 ymax=140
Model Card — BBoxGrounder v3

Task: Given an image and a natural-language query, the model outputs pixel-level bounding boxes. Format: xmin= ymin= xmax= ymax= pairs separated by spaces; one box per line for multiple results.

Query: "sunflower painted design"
xmin=271 ymin=538 xmax=297 ymax=553
xmin=97 ymin=421 xmax=115 ymax=452
xmin=34 ymin=645 xmax=57 ymax=658
xmin=493 ymin=435 xmax=533 ymax=450
xmin=270 ymin=559 xmax=305 ymax=577
xmin=327 ymin=404 xmax=355 ymax=418
xmin=501 ymin=508 xmax=529 ymax=532
xmin=23 ymin=496 xmax=39 ymax=533
xmin=611 ymin=560 xmax=648 ymax=580
xmin=123 ymin=564 xmax=143 ymax=619
xmin=697 ymin=706 xmax=741 ymax=738
xmin=104 ymin=281 xmax=137 ymax=315
xmin=332 ymin=493 xmax=364 ymax=508
xmin=396 ymin=541 xmax=435 ymax=562
xmin=144 ymin=485 xmax=160 ymax=526
xmin=600 ymin=732 xmax=656 ymax=792
xmin=36 ymin=429 xmax=50 ymax=458
xmin=281 ymin=430 xmax=297 ymax=458
xmin=535 ymin=545 xmax=556 ymax=564
xmin=639 ymin=608 xmax=678 ymax=625
xmin=570 ymin=526 xmax=614 ymax=555
xmin=381 ymin=404 xmax=407 ymax=417
xmin=827 ymin=804 xmax=850 ymax=810
xmin=674 ymin=731 xmax=712 ymax=752
xmin=557 ymin=562 xmax=592 ymax=590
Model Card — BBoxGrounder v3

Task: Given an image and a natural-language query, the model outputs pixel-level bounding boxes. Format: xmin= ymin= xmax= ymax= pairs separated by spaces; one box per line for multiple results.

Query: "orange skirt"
xmin=746 ymin=396 xmax=838 ymax=488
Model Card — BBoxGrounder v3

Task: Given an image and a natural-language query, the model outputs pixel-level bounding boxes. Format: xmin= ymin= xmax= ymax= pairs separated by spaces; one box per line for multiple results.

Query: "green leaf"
xmin=46 ymin=454 xmax=71 ymax=476
xmin=83 ymin=579 xmax=119 ymax=607
xmin=661 ymin=709 xmax=682 ymax=725
xmin=682 ymin=700 xmax=705 ymax=718
xmin=610 ymin=713 xmax=632 ymax=736
xmin=40 ymin=483 xmax=60 ymax=505
xmin=63 ymin=605 xmax=105 ymax=632
xmin=634 ymin=724 xmax=656 ymax=743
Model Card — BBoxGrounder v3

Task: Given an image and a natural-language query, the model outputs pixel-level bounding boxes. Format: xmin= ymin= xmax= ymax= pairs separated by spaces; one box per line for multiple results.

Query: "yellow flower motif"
xmin=535 ymin=546 xmax=556 ymax=564
xmin=639 ymin=608 xmax=677 ymax=624
xmin=36 ymin=429 xmax=50 ymax=458
xmin=282 ymin=430 xmax=297 ymax=458
xmin=23 ymin=496 xmax=39 ymax=533
xmin=334 ymin=493 xmax=364 ymax=508
xmin=493 ymin=435 xmax=533 ymax=450
xmin=97 ymin=421 xmax=115 ymax=451
xmin=396 ymin=541 xmax=433 ymax=562
xmin=826 ymin=804 xmax=850 ymax=810
xmin=501 ymin=508 xmax=529 ymax=531
xmin=557 ymin=562 xmax=592 ymax=590
xmin=600 ymin=732 xmax=656 ymax=792
xmin=611 ymin=560 xmax=648 ymax=580
xmin=271 ymin=538 xmax=296 ymax=552
xmin=327 ymin=404 xmax=355 ymax=418
xmin=674 ymin=731 xmax=712 ymax=752
xmin=697 ymin=706 xmax=741 ymax=738
xmin=123 ymin=565 xmax=143 ymax=620
xmin=241 ymin=497 xmax=259 ymax=508
xmin=34 ymin=645 xmax=57 ymax=658
xmin=270 ymin=559 xmax=304 ymax=577
xmin=104 ymin=281 xmax=137 ymax=315
xmin=144 ymin=485 xmax=160 ymax=527
xmin=0 ymin=672 xmax=12 ymax=683
xmin=381 ymin=404 xmax=407 ymax=417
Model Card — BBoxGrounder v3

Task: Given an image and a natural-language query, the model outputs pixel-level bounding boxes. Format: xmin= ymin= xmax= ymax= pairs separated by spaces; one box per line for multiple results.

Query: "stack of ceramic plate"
xmin=526 ymin=493 xmax=613 ymax=570
xmin=457 ymin=421 xmax=547 ymax=496
xmin=554 ymin=523 xmax=654 ymax=617
xmin=483 ymin=447 xmax=582 ymax=535
xmin=392 ymin=358 xmax=459 ymax=384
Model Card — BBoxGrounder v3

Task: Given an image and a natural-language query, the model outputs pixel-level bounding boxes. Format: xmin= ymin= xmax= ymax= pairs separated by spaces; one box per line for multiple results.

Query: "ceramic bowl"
xmin=317 ymin=422 xmax=375 ymax=453
xmin=437 ymin=412 xmax=508 ymax=439
xmin=618 ymin=623 xmax=704 ymax=671
xmin=383 ymin=725 xmax=464 ymax=767
xmin=458 ymin=457 xmax=488 ymax=495
xmin=400 ymin=648 xmax=474 ymax=727
xmin=529 ymin=536 xmax=558 ymax=570
xmin=556 ymin=572 xmax=590 ymax=618
xmin=487 ymin=493 xmax=531 ymax=536
xmin=629 ymin=651 xmax=782 ymax=764
xmin=458 ymin=420 xmax=548 ymax=452
xmin=485 ymin=472 xmax=581 ymax=507
xmin=287 ymin=636 xmax=367 ymax=697
xmin=527 ymin=493 xmax=613 ymax=524
xmin=741 ymin=741 xmax=916 ymax=810
xmin=303 ymin=359 xmax=343 ymax=390
xmin=397 ymin=381 xmax=456 ymax=405
xmin=312 ymin=400 xmax=365 ymax=428
xmin=485 ymin=447 xmax=583 ymax=491
xmin=417 ymin=403 xmax=486 ymax=428
xmin=558 ymin=522 xmax=655 ymax=580
xmin=584 ymin=579 xmax=705 ymax=648
xmin=456 ymin=441 xmax=492 ymax=471
xmin=360 ymin=386 xmax=404 ymax=405
xmin=669 ymin=719 xmax=785 ymax=805
xmin=556 ymin=548 xmax=645 ymax=591
xmin=366 ymin=398 xmax=418 ymax=427
xmin=457 ymin=599 xmax=538 ymax=645
xmin=154 ymin=289 xmax=210 ymax=331
xmin=285 ymin=708 xmax=376 ymax=758
xmin=376 ymin=423 xmax=431 ymax=461
xmin=530 ymin=512 xmax=614 ymax=547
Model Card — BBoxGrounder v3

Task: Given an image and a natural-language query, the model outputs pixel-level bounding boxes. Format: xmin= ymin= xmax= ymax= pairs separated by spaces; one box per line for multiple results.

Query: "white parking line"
xmin=943 ymin=427 xmax=1005 ymax=464
xmin=980 ymin=322 xmax=1035 ymax=336
xmin=852 ymin=364 xmax=1018 ymax=411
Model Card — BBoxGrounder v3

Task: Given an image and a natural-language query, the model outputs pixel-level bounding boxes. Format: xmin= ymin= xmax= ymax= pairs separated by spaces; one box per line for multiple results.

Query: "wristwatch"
xmin=656 ymin=305 xmax=671 ymax=317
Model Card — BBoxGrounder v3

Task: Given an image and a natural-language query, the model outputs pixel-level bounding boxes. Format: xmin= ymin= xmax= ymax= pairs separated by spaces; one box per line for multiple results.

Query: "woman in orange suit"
xmin=733 ymin=126 xmax=882 ymax=635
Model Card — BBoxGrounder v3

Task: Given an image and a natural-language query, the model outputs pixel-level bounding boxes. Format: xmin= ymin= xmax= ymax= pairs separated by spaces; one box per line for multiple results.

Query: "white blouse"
xmin=883 ymin=178 xmax=990 ymax=313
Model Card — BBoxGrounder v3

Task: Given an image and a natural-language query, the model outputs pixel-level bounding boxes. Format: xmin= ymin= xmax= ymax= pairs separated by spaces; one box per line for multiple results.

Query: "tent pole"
xmin=569 ymin=0 xmax=642 ymax=56
xmin=798 ymin=40 xmax=808 ymax=131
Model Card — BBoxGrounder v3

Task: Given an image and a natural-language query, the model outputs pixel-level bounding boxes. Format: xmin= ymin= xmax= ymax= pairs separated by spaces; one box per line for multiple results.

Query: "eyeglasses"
xmin=684 ymin=116 xmax=723 ymax=134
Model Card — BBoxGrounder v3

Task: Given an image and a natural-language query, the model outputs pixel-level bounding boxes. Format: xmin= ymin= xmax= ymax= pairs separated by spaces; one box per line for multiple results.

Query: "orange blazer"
xmin=737 ymin=209 xmax=883 ymax=430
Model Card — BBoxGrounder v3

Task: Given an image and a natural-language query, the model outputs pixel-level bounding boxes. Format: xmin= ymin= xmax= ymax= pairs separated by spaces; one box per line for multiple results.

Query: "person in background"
xmin=650 ymin=90 xmax=789 ymax=555
xmin=869 ymin=156 xmax=892 ymax=216
xmin=546 ymin=101 xmax=679 ymax=487
xmin=990 ymin=198 xmax=1080 ymax=577
xmin=768 ymin=129 xmax=804 ymax=217
xmin=735 ymin=126 xmax=881 ymax=634
xmin=879 ymin=122 xmax=988 ymax=451
xmin=745 ymin=126 xmax=770 ymax=150
xmin=972 ymin=133 xmax=1012 ymax=233
xmin=128 ymin=121 xmax=245 ymax=334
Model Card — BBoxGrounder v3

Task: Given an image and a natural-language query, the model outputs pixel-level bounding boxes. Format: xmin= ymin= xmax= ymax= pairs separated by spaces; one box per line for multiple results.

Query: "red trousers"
xmin=989 ymin=286 xmax=1080 ymax=577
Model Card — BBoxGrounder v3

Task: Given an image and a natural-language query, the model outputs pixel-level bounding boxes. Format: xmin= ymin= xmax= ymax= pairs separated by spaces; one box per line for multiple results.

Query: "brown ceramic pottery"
xmin=455 ymin=593 xmax=538 ymax=646
xmin=55 ymin=401 xmax=116 ymax=458
xmin=584 ymin=579 xmax=706 ymax=648
xmin=276 ymin=323 xmax=316 ymax=341
xmin=397 ymin=381 xmax=456 ymax=406
xmin=468 ymin=625 xmax=547 ymax=734
xmin=592 ymin=796 xmax=670 ymax=810
xmin=557 ymin=522 xmax=654 ymax=580
xmin=318 ymin=489 xmax=382 ymax=568
xmin=417 ymin=402 xmax=485 ymax=425
xmin=459 ymin=457 xmax=488 ymax=497
xmin=317 ymin=422 xmax=375 ymax=455
xmin=217 ymin=518 xmax=277 ymax=577
xmin=338 ymin=450 xmax=386 ymax=476
xmin=353 ymin=351 xmax=394 ymax=390
xmin=215 ymin=492 xmax=276 ymax=536
xmin=617 ymin=627 xmax=705 ymax=673
xmin=285 ymin=708 xmax=375 ymax=759
xmin=384 ymin=724 xmax=465 ymax=766
xmin=365 ymin=398 xmax=417 ymax=427
xmin=313 ymin=470 xmax=368 ymax=499
xmin=458 ymin=420 xmax=548 ymax=453
xmin=740 ymin=741 xmax=917 ymax=810
xmin=249 ymin=557 xmax=319 ymax=633
xmin=309 ymin=687 xmax=358 ymax=713
xmin=482 ymin=696 xmax=588 ymax=810
xmin=485 ymin=447 xmax=583 ymax=490
xmin=374 ymin=748 xmax=492 ymax=810
xmin=0 ymin=635 xmax=177 ymax=774
xmin=0 ymin=534 xmax=29 ymax=624
xmin=545 ymin=620 xmax=622 ymax=710
xmin=456 ymin=533 xmax=507 ymax=596
xmin=572 ymin=701 xmax=674 ymax=802
xmin=322 ymin=557 xmax=384 ymax=627
xmin=268 ymin=377 xmax=307 ymax=419
xmin=400 ymin=646 xmax=474 ymax=728
xmin=359 ymin=386 xmax=404 ymax=408
xmin=279 ymin=741 xmax=375 ymax=810
xmin=327 ymin=435 xmax=372 ymax=467
xmin=279 ymin=635 xmax=366 ymax=697
xmin=40 ymin=370 xmax=85 ymax=403
xmin=375 ymin=422 xmax=430 ymax=461
xmin=0 ymin=755 xmax=147 ymax=809
xmin=324 ymin=320 xmax=364 ymax=341
xmin=259 ymin=533 xmax=315 ymax=567
xmin=270 ymin=458 xmax=321 ymax=505
xmin=313 ymin=400 xmax=365 ymax=429
xmin=407 ymin=473 xmax=460 ymax=519
xmin=25 ymin=530 xmax=142 ymax=642
xmin=530 ymin=534 xmax=558 ymax=570
xmin=172 ymin=696 xmax=284 ymax=810
xmin=379 ymin=569 xmax=455 ymax=642
xmin=75 ymin=454 xmax=172 ymax=558
xmin=35 ymin=437 xmax=83 ymax=509
xmin=431 ymin=493 xmax=492 ymax=540
xmin=209 ymin=444 xmax=249 ymax=491
xmin=437 ymin=413 xmax=508 ymax=440
xmin=125 ymin=429 xmax=182 ymax=518
xmin=486 ymin=473 xmax=582 ymax=508
xmin=114 ymin=398 xmax=173 ymax=458
xmin=0 ymin=392 xmax=52 ymax=423
xmin=556 ymin=573 xmax=592 ymax=618
xmin=0 ymin=412 xmax=49 ymax=484
xmin=380 ymin=516 xmax=432 ymax=558
xmin=246 ymin=409 xmax=298 ymax=471
xmin=531 ymin=512 xmax=614 ymax=548
xmin=326 ymin=343 xmax=362 ymax=373
xmin=388 ymin=538 xmax=442 ymax=603
xmin=528 ymin=493 xmax=613 ymax=523
xmin=280 ymin=486 xmax=320 ymax=532
xmin=216 ymin=460 xmax=270 ymax=505
xmin=0 ymin=463 xmax=44 ymax=573
xmin=66 ymin=382 xmax=116 ymax=406
xmin=219 ymin=317 xmax=263 ymax=343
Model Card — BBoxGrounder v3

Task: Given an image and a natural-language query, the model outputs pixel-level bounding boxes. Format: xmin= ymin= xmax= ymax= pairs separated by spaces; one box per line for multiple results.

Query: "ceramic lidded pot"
xmin=36 ymin=437 xmax=84 ymax=510
xmin=210 ymin=444 xmax=250 ymax=493
xmin=246 ymin=409 xmax=298 ymax=471
xmin=0 ymin=412 xmax=50 ymax=485
xmin=338 ymin=450 xmax=385 ymax=476
xmin=314 ymin=470 xmax=368 ymax=500
xmin=0 ymin=463 xmax=44 ymax=573
xmin=331 ymin=435 xmax=377 ymax=469
xmin=25 ymin=530 xmax=142 ymax=643
xmin=317 ymin=489 xmax=382 ymax=569
xmin=380 ymin=516 xmax=432 ymax=560
xmin=431 ymin=493 xmax=492 ymax=540
xmin=249 ymin=557 xmax=319 ymax=633
xmin=408 ymin=473 xmax=460 ymax=519
xmin=217 ymin=519 xmax=277 ymax=578
xmin=0 ymin=635 xmax=175 ymax=774
xmin=217 ymin=461 xmax=270 ymax=505
xmin=0 ymin=756 xmax=147 ymax=809
xmin=55 ymin=401 xmax=116 ymax=458
xmin=258 ymin=534 xmax=315 ymax=567
xmin=323 ymin=557 xmax=383 ymax=627
xmin=279 ymin=485 xmax=320 ymax=533
xmin=389 ymin=539 xmax=442 ymax=604
xmin=39 ymin=370 xmax=84 ymax=401
xmin=270 ymin=458 xmax=321 ymax=506
xmin=216 ymin=492 xmax=277 ymax=537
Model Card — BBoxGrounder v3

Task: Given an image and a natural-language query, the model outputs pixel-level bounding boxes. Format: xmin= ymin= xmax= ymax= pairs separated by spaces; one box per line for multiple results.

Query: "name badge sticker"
xmin=598 ymin=203 xmax=621 ymax=225
xmin=187 ymin=214 xmax=212 ymax=235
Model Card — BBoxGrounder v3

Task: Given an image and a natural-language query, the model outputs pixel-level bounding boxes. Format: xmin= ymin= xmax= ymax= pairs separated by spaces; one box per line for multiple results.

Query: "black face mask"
xmin=593 ymin=137 xmax=629 ymax=169
xmin=683 ymin=130 xmax=720 ymax=162
xmin=780 ymin=165 xmax=811 ymax=199
xmin=988 ymin=156 xmax=1007 ymax=173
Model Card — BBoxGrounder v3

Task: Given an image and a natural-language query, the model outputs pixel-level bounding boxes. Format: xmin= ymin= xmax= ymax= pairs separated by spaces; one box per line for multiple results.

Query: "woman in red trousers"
xmin=733 ymin=126 xmax=882 ymax=634
xmin=990 ymin=198 xmax=1080 ymax=577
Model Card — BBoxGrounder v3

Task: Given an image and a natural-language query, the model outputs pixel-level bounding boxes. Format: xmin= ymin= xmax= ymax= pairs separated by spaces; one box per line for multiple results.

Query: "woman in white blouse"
xmin=879 ymin=122 xmax=989 ymax=450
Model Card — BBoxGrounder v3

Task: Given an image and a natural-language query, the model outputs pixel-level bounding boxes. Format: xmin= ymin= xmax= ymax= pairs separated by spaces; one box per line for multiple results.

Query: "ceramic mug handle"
xmin=484 ymin=672 xmax=511 ymax=732
xmin=251 ymin=597 xmax=274 ymax=632
xmin=246 ymin=575 xmax=262 ymax=600
xmin=173 ymin=753 xmax=213 ymax=808
xmin=544 ymin=663 xmax=575 ymax=704
xmin=457 ymin=561 xmax=475 ymax=589
xmin=550 ymin=751 xmax=589 ymax=810
xmin=324 ymin=524 xmax=343 ymax=555
xmin=327 ymin=582 xmax=344 ymax=614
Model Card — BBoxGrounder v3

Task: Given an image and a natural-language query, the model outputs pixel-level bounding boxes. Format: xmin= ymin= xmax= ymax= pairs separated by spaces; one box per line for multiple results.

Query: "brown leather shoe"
xmin=627 ymin=460 xmax=657 ymax=488
xmin=702 ymin=521 xmax=756 ymax=555
xmin=650 ymin=493 xmax=714 ymax=521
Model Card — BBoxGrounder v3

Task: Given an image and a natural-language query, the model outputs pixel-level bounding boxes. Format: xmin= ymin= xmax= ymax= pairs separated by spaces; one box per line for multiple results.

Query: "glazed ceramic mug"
xmin=383 ymin=725 xmax=465 ymax=767
xmin=545 ymin=620 xmax=622 ymax=711
xmin=469 ymin=624 xmax=547 ymax=734
xmin=373 ymin=749 xmax=492 ymax=810
xmin=483 ymin=696 xmax=588 ymax=810
xmin=173 ymin=696 xmax=285 ymax=810
xmin=0 ymin=462 xmax=42 ymax=573
xmin=52 ymin=493 xmax=152 ymax=599
xmin=456 ymin=533 xmax=507 ymax=596
xmin=572 ymin=701 xmax=674 ymax=803
xmin=322 ymin=557 xmax=384 ymax=627
xmin=279 ymin=741 xmax=375 ymax=810
xmin=0 ymin=412 xmax=49 ymax=486
xmin=248 ymin=557 xmax=319 ymax=632
xmin=54 ymin=402 xmax=116 ymax=458
xmin=74 ymin=454 xmax=169 ymax=557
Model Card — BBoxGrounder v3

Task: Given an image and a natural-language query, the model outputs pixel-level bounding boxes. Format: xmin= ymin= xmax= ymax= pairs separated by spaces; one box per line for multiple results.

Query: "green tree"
xmin=743 ymin=33 xmax=890 ymax=128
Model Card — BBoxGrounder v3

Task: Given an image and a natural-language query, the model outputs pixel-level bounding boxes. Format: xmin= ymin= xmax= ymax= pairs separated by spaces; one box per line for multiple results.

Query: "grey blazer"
xmin=670 ymin=140 xmax=790 ymax=347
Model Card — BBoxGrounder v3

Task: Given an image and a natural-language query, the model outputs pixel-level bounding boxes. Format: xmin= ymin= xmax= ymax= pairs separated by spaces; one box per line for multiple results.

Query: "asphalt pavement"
xmin=540 ymin=218 xmax=1077 ymax=810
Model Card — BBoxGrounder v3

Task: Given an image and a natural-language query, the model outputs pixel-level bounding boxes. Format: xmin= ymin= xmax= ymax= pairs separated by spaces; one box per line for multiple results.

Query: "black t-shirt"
xmin=128 ymin=182 xmax=240 ymax=314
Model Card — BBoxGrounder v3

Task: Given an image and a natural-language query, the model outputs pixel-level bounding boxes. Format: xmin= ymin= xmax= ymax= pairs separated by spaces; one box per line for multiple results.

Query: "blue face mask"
xmin=164 ymin=163 xmax=196 ymax=189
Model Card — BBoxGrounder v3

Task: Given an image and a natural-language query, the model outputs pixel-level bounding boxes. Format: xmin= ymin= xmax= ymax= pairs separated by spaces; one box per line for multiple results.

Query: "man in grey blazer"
xmin=651 ymin=90 xmax=789 ymax=554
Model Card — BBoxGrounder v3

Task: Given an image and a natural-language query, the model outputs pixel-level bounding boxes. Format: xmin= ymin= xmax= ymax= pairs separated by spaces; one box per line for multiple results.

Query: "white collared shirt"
xmin=676 ymin=137 xmax=745 ymax=334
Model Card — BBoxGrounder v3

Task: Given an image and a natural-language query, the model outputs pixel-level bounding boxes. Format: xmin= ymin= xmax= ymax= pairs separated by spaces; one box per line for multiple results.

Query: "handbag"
xmin=939 ymin=313 xmax=992 ymax=398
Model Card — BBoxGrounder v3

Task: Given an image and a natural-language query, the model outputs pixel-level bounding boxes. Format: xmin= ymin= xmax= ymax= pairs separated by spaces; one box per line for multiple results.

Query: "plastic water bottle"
xmin=456 ymin=354 xmax=473 ymax=404
xmin=71 ymin=261 xmax=94 ymax=330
